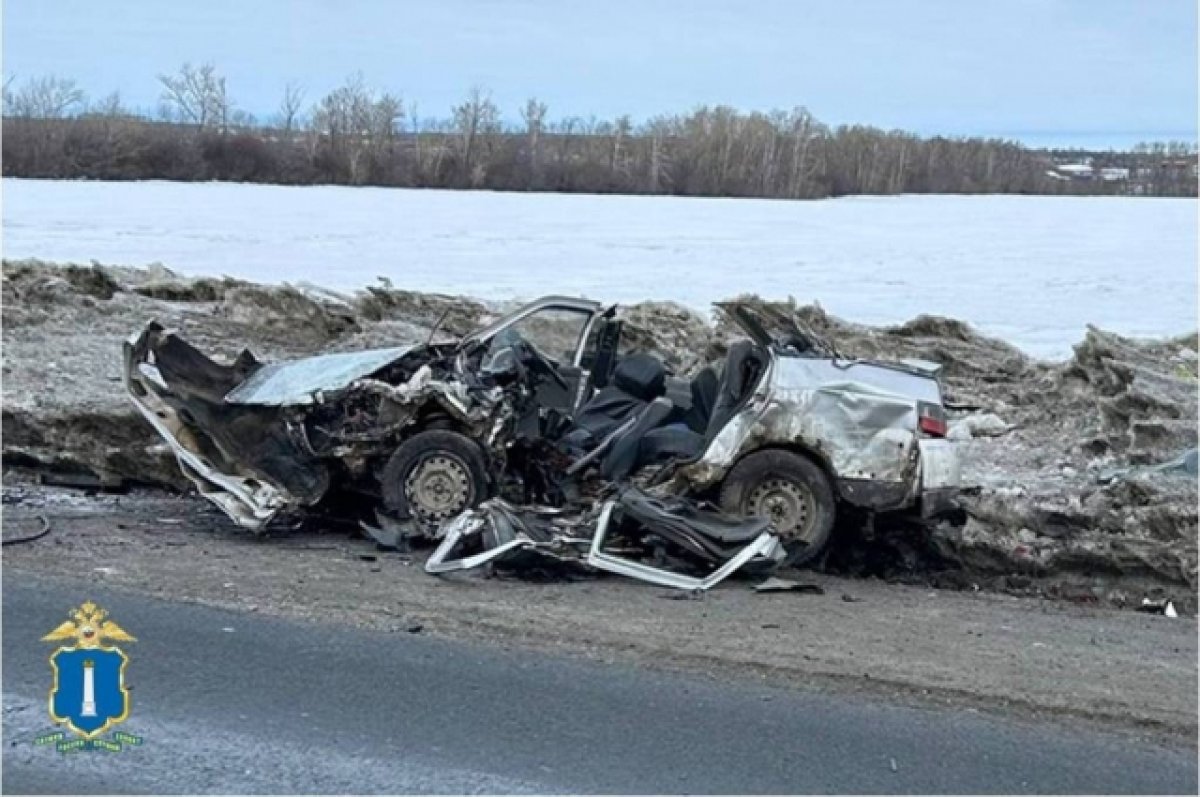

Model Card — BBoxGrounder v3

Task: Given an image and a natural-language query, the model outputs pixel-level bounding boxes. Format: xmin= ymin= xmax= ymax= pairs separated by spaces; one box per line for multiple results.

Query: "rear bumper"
xmin=837 ymin=478 xmax=912 ymax=510
xmin=837 ymin=439 xmax=962 ymax=513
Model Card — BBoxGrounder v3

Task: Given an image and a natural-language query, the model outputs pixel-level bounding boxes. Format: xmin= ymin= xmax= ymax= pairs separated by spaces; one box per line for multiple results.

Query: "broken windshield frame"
xmin=458 ymin=295 xmax=605 ymax=368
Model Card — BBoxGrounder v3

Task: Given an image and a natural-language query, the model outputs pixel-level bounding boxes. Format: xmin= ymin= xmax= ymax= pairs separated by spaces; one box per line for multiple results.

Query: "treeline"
xmin=3 ymin=67 xmax=1196 ymax=198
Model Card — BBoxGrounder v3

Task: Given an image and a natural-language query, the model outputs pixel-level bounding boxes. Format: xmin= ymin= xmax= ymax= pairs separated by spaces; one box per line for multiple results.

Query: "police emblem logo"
xmin=37 ymin=601 xmax=143 ymax=752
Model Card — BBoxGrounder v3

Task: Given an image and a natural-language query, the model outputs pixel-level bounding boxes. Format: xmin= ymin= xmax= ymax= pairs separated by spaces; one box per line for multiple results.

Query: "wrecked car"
xmin=124 ymin=294 xmax=960 ymax=579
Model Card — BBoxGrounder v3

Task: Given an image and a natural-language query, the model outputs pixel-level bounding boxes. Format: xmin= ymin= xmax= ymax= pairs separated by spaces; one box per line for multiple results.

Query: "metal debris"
xmin=754 ymin=577 xmax=825 ymax=594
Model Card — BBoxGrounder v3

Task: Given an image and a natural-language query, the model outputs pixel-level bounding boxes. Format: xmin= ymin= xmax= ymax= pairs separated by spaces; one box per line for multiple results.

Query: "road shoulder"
xmin=3 ymin=485 xmax=1196 ymax=743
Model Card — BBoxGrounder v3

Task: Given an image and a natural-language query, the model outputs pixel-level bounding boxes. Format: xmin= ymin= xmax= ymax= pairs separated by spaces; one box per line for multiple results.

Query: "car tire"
xmin=380 ymin=430 xmax=489 ymax=533
xmin=718 ymin=448 xmax=837 ymax=566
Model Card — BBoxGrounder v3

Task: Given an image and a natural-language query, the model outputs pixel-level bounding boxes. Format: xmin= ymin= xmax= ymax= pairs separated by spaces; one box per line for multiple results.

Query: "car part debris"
xmin=359 ymin=511 xmax=420 ymax=551
xmin=424 ymin=499 xmax=588 ymax=575
xmin=753 ymin=577 xmax=825 ymax=594
xmin=1137 ymin=598 xmax=1179 ymax=618
xmin=424 ymin=489 xmax=782 ymax=591
xmin=585 ymin=493 xmax=783 ymax=591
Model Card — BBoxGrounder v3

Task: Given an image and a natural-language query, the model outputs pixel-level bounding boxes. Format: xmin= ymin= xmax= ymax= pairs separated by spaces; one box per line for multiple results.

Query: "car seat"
xmin=573 ymin=344 xmax=768 ymax=482
xmin=562 ymin=353 xmax=667 ymax=452
xmin=682 ymin=366 xmax=718 ymax=435
xmin=629 ymin=341 xmax=767 ymax=475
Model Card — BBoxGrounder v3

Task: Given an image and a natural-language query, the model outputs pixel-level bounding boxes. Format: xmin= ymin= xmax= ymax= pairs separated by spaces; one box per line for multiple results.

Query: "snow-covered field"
xmin=3 ymin=178 xmax=1195 ymax=359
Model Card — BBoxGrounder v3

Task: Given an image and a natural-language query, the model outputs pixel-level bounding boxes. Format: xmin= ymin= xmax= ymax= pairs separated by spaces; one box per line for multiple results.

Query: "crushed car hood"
xmin=123 ymin=324 xmax=442 ymax=529
xmin=225 ymin=346 xmax=419 ymax=406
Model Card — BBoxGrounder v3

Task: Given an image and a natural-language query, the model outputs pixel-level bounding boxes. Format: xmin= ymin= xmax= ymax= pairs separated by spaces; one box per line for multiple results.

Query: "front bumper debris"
xmin=123 ymin=327 xmax=291 ymax=530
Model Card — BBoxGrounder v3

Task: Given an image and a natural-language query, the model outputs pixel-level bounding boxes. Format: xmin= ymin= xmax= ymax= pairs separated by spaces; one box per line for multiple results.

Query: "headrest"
xmin=612 ymin=353 xmax=666 ymax=401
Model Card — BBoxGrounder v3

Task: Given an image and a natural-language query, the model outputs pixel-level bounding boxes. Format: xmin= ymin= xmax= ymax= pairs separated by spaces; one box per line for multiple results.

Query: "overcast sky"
xmin=4 ymin=0 xmax=1196 ymax=147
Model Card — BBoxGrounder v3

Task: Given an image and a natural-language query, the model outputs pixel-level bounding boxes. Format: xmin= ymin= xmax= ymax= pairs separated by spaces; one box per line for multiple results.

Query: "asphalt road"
xmin=3 ymin=574 xmax=1195 ymax=795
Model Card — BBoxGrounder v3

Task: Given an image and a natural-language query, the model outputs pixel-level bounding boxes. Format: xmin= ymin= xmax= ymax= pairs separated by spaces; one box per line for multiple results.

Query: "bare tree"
xmin=158 ymin=63 xmax=230 ymax=130
xmin=609 ymin=114 xmax=632 ymax=178
xmin=310 ymin=73 xmax=403 ymax=184
xmin=451 ymin=86 xmax=500 ymax=186
xmin=2 ymin=73 xmax=17 ymax=115
xmin=785 ymin=107 xmax=819 ymax=198
xmin=88 ymin=91 xmax=129 ymax=118
xmin=5 ymin=75 xmax=85 ymax=118
xmin=311 ymin=73 xmax=370 ymax=182
xmin=409 ymin=102 xmax=427 ymax=181
xmin=520 ymin=97 xmax=547 ymax=186
xmin=278 ymin=81 xmax=306 ymax=134
xmin=642 ymin=116 xmax=674 ymax=193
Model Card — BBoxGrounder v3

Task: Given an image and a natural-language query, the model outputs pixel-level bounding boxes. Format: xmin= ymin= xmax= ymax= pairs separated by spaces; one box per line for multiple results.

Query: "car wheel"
xmin=718 ymin=449 xmax=836 ymax=566
xmin=380 ymin=430 xmax=489 ymax=533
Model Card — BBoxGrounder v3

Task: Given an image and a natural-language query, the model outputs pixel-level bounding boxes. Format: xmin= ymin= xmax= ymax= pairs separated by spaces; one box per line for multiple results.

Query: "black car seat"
xmin=612 ymin=352 xmax=667 ymax=400
xmin=562 ymin=353 xmax=667 ymax=452
xmin=599 ymin=397 xmax=675 ymax=481
xmin=682 ymin=365 xmax=718 ymax=435
xmin=573 ymin=345 xmax=768 ymax=482
xmin=704 ymin=340 xmax=764 ymax=441
xmin=631 ymin=341 xmax=766 ymax=473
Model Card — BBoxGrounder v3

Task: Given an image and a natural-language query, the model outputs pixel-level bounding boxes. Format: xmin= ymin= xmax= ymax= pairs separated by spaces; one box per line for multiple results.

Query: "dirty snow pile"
xmin=3 ymin=260 xmax=1196 ymax=605
xmin=772 ymin=302 xmax=1199 ymax=606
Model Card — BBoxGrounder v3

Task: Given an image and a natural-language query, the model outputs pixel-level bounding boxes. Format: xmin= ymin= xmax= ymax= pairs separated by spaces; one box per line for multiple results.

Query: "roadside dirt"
xmin=3 ymin=481 xmax=1196 ymax=743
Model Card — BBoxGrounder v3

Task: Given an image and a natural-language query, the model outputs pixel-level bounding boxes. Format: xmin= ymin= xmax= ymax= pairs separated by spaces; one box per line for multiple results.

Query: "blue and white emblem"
xmin=42 ymin=602 xmax=135 ymax=742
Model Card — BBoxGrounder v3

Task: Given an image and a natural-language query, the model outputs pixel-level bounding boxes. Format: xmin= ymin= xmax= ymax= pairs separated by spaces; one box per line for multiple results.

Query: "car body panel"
xmin=124 ymin=297 xmax=602 ymax=531
xmin=918 ymin=438 xmax=961 ymax=491
xmin=224 ymin=346 xmax=417 ymax=406
xmin=674 ymin=347 xmax=954 ymax=512
xmin=123 ymin=335 xmax=294 ymax=529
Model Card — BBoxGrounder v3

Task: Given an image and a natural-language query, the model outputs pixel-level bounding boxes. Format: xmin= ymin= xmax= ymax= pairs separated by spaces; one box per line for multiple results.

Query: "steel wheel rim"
xmin=746 ymin=477 xmax=816 ymax=542
xmin=404 ymin=454 xmax=472 ymax=523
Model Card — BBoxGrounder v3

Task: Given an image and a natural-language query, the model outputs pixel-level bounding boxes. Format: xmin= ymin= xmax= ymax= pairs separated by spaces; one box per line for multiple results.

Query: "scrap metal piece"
xmin=424 ymin=500 xmax=588 ymax=574
xmin=125 ymin=358 xmax=290 ymax=530
xmin=360 ymin=510 xmax=421 ymax=550
xmin=586 ymin=501 xmax=783 ymax=591
xmin=754 ymin=577 xmax=824 ymax=594
xmin=425 ymin=511 xmax=530 ymax=573
xmin=426 ymin=491 xmax=783 ymax=591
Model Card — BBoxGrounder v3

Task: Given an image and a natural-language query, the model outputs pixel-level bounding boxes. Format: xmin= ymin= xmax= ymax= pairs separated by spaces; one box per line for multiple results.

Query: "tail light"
xmin=918 ymin=401 xmax=947 ymax=438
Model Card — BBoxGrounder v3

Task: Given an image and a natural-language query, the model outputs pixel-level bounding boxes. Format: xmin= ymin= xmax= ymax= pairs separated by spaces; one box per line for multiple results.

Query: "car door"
xmin=463 ymin=296 xmax=604 ymax=414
